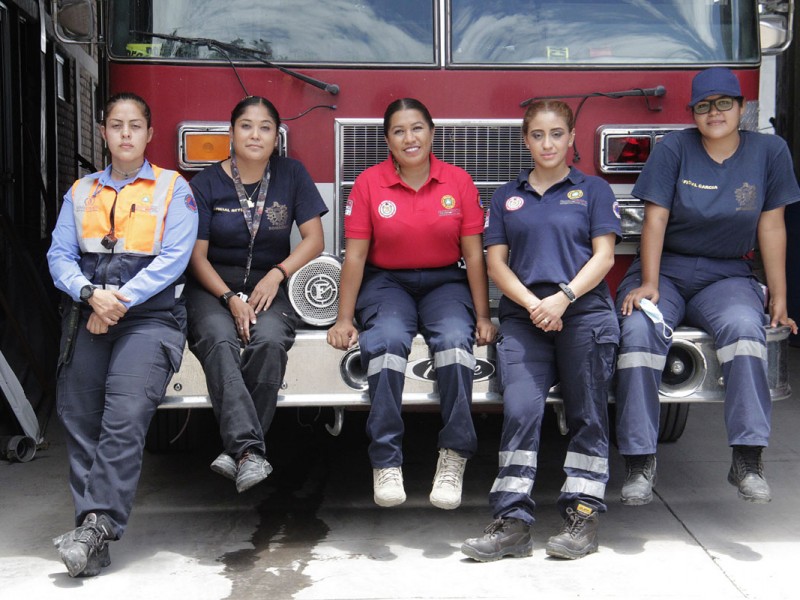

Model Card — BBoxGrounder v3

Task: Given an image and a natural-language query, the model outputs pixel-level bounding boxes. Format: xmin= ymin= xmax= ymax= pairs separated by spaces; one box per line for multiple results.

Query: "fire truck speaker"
xmin=287 ymin=254 xmax=342 ymax=326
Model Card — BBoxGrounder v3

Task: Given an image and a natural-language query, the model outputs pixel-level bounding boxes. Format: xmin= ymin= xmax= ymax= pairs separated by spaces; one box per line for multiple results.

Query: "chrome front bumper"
xmin=161 ymin=325 xmax=791 ymax=409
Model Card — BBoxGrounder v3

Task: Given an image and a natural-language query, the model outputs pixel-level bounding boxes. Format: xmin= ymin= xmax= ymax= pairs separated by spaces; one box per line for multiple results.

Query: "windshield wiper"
xmin=520 ymin=86 xmax=665 ymax=107
xmin=129 ymin=30 xmax=339 ymax=96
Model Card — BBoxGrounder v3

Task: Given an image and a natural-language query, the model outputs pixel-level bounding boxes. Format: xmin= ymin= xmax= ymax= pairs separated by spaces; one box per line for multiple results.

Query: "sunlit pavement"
xmin=2 ymin=349 xmax=799 ymax=600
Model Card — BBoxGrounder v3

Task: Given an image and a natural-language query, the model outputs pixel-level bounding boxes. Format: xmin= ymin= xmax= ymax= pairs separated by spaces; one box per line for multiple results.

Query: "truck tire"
xmin=657 ymin=403 xmax=689 ymax=443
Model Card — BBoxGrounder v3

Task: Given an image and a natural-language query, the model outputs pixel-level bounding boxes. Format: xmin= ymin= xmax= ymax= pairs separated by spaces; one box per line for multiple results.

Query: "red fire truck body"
xmin=54 ymin=0 xmax=795 ymax=440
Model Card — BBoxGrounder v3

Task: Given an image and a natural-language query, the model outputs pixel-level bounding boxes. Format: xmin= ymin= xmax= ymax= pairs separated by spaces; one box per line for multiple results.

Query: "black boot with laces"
xmin=728 ymin=445 xmax=771 ymax=503
xmin=53 ymin=512 xmax=114 ymax=577
xmin=621 ymin=454 xmax=657 ymax=505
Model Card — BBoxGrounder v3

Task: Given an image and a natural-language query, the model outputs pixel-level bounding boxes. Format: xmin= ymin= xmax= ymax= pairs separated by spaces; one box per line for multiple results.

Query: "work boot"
xmin=53 ymin=512 xmax=114 ymax=577
xmin=430 ymin=448 xmax=468 ymax=510
xmin=461 ymin=518 xmax=533 ymax=562
xmin=210 ymin=453 xmax=237 ymax=481
xmin=621 ymin=454 xmax=657 ymax=506
xmin=373 ymin=466 xmax=406 ymax=507
xmin=236 ymin=450 xmax=273 ymax=493
xmin=545 ymin=503 xmax=599 ymax=560
xmin=81 ymin=543 xmax=112 ymax=577
xmin=728 ymin=445 xmax=771 ymax=503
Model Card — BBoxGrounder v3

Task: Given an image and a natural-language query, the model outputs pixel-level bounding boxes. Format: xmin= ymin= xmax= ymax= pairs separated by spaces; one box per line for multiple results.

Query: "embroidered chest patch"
xmin=378 ymin=200 xmax=397 ymax=218
xmin=505 ymin=196 xmax=524 ymax=211
xmin=735 ymin=182 xmax=758 ymax=211
xmin=266 ymin=202 xmax=289 ymax=227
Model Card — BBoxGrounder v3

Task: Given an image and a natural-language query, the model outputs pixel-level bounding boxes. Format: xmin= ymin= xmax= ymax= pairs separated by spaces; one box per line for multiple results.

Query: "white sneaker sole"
xmin=374 ymin=492 xmax=406 ymax=507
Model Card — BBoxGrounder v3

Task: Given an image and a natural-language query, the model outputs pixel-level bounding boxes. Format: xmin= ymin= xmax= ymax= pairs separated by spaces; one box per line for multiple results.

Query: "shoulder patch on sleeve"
xmin=185 ymin=194 xmax=198 ymax=212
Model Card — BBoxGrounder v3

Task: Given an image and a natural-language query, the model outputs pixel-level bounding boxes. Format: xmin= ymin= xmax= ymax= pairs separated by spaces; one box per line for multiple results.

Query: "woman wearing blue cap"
xmin=615 ymin=67 xmax=800 ymax=506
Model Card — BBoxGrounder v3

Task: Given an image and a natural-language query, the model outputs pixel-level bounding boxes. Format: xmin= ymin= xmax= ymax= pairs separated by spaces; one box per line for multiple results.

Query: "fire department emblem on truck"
xmin=304 ymin=273 xmax=339 ymax=309
xmin=406 ymin=357 xmax=496 ymax=382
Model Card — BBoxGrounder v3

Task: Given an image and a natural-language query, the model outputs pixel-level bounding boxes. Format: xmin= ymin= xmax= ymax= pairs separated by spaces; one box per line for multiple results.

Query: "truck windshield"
xmin=451 ymin=0 xmax=759 ymax=65
xmin=109 ymin=0 xmax=759 ymax=66
xmin=108 ymin=0 xmax=436 ymax=64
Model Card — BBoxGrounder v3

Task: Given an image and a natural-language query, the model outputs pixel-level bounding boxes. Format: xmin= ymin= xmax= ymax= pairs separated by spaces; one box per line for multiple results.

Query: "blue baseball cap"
xmin=689 ymin=67 xmax=743 ymax=107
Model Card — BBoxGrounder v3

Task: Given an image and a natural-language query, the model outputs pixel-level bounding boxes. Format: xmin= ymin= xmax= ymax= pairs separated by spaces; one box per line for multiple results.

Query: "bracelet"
xmin=272 ymin=263 xmax=289 ymax=281
xmin=558 ymin=283 xmax=577 ymax=303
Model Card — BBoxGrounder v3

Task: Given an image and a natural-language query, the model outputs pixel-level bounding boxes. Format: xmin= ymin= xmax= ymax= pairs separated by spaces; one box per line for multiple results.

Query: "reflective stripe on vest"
xmin=71 ymin=165 xmax=180 ymax=255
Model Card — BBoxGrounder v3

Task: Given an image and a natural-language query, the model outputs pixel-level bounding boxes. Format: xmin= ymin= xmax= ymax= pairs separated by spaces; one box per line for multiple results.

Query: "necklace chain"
xmin=111 ymin=163 xmax=144 ymax=178
xmin=244 ymin=180 xmax=262 ymax=203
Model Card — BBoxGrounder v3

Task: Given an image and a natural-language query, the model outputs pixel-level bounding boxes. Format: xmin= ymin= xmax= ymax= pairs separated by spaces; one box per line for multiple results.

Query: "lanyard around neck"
xmin=231 ymin=153 xmax=271 ymax=287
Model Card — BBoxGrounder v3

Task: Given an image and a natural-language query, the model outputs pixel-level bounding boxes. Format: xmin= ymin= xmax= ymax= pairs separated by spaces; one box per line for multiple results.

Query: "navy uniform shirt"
xmin=633 ymin=128 xmax=800 ymax=258
xmin=190 ymin=156 xmax=328 ymax=270
xmin=484 ymin=166 xmax=621 ymax=287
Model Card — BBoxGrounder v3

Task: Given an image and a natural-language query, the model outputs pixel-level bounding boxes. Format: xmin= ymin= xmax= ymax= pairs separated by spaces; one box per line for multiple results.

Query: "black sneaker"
xmin=545 ymin=503 xmax=599 ymax=560
xmin=728 ymin=445 xmax=771 ymax=503
xmin=621 ymin=454 xmax=657 ymax=506
xmin=461 ymin=518 xmax=532 ymax=562
xmin=236 ymin=450 xmax=273 ymax=493
xmin=53 ymin=513 xmax=114 ymax=577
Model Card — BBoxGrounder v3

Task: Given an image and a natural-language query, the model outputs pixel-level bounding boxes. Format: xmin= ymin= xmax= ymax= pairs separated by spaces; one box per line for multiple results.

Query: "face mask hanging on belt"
xmin=230 ymin=150 xmax=271 ymax=289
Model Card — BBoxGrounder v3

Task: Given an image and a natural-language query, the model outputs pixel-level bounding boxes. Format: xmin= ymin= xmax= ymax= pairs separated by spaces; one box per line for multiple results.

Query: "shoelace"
xmin=238 ymin=450 xmax=261 ymax=468
xmin=562 ymin=509 xmax=588 ymax=538
xmin=74 ymin=522 xmax=106 ymax=549
xmin=377 ymin=468 xmax=402 ymax=486
xmin=483 ymin=518 xmax=510 ymax=535
xmin=735 ymin=448 xmax=764 ymax=476
xmin=436 ymin=453 xmax=466 ymax=488
xmin=626 ymin=455 xmax=651 ymax=477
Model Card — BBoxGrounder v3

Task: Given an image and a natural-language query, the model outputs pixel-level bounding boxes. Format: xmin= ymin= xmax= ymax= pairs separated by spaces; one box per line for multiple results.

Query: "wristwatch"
xmin=219 ymin=290 xmax=236 ymax=308
xmin=558 ymin=283 xmax=577 ymax=303
xmin=80 ymin=284 xmax=97 ymax=304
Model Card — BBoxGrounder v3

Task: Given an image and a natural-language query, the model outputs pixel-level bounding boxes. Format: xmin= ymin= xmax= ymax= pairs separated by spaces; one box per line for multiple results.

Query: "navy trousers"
xmin=356 ymin=265 xmax=477 ymax=467
xmin=490 ymin=284 xmax=617 ymax=523
xmin=186 ymin=264 xmax=298 ymax=460
xmin=57 ymin=305 xmax=185 ymax=537
xmin=615 ymin=253 xmax=770 ymax=455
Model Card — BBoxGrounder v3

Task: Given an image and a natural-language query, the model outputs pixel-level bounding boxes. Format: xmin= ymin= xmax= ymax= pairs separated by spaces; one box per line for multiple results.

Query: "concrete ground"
xmin=2 ymin=349 xmax=800 ymax=600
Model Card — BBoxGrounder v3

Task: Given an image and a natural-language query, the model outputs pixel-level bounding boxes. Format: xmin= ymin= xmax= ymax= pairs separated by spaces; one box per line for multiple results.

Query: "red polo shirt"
xmin=345 ymin=154 xmax=484 ymax=269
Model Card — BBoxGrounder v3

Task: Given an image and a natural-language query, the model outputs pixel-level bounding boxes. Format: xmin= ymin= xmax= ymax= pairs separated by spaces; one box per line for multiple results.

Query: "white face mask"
xmin=639 ymin=298 xmax=674 ymax=339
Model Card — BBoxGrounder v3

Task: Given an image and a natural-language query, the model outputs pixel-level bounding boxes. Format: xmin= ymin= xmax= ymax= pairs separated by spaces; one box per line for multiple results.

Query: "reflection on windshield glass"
xmin=113 ymin=0 xmax=434 ymax=63
xmin=451 ymin=0 xmax=758 ymax=65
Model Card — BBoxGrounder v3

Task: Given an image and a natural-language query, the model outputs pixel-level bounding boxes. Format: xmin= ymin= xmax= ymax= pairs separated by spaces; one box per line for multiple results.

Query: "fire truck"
xmin=53 ymin=0 xmax=795 ymax=445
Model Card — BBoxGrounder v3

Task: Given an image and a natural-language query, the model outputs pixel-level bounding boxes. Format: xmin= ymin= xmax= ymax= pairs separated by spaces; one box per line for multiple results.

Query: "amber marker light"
xmin=184 ymin=132 xmax=229 ymax=163
xmin=177 ymin=122 xmax=230 ymax=171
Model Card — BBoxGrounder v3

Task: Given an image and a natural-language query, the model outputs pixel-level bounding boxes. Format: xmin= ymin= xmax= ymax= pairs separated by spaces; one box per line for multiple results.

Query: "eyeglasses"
xmin=692 ymin=97 xmax=736 ymax=115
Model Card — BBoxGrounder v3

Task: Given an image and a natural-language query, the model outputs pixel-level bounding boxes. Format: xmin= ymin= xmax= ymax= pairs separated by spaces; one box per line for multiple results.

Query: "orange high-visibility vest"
xmin=71 ymin=165 xmax=180 ymax=255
